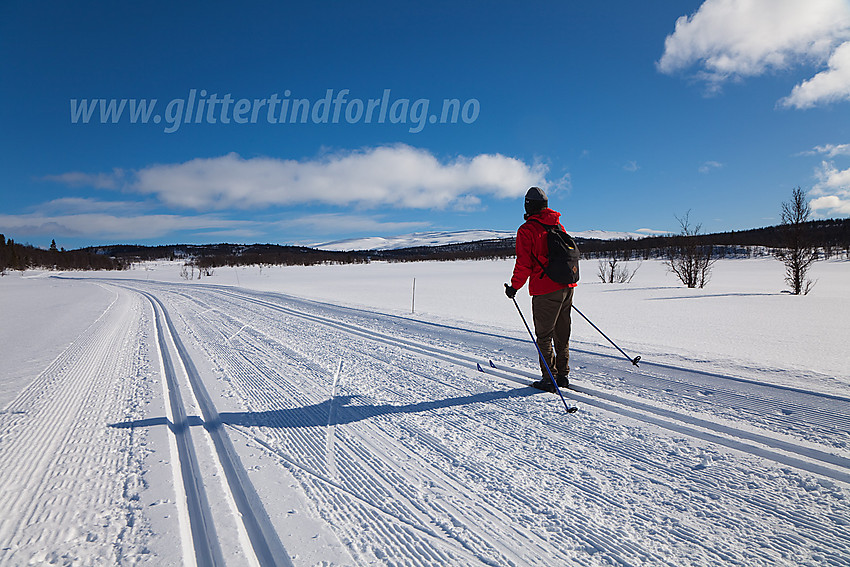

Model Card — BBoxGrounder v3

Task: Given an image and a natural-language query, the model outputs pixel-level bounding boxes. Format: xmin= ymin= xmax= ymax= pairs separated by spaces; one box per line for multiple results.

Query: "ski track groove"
xmin=141 ymin=290 xmax=226 ymax=567
xmin=75 ymin=279 xmax=849 ymax=566
xmin=195 ymin=285 xmax=850 ymax=565
xmin=182 ymin=311 xmax=528 ymax=564
xmin=212 ymin=283 xmax=850 ymax=405
xmin=170 ymin=289 xmax=580 ymax=566
xmin=159 ymin=286 xmax=848 ymax=561
xmin=584 ymin=366 xmax=850 ymax=450
xmin=138 ymin=288 xmax=294 ymax=567
xmin=199 ymin=286 xmax=850 ymax=483
xmin=0 ymin=286 xmax=153 ymax=565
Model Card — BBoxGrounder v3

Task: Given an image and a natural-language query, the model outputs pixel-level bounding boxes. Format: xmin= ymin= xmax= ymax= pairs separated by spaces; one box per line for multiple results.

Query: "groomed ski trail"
xmin=0 ymin=285 xmax=153 ymax=565
xmin=113 ymin=279 xmax=850 ymax=567
xmin=130 ymin=287 xmax=295 ymax=567
xmin=181 ymin=284 xmax=850 ymax=485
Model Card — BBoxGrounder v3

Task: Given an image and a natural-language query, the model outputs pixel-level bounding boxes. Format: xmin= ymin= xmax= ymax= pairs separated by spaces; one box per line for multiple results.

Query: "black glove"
xmin=504 ymin=284 xmax=517 ymax=299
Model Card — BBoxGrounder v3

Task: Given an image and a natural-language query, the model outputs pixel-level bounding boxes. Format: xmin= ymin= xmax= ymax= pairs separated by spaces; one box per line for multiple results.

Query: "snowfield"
xmin=0 ymin=257 xmax=848 ymax=566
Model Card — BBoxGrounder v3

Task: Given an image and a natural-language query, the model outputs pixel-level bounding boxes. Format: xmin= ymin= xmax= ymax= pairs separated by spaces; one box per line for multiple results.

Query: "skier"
xmin=504 ymin=187 xmax=576 ymax=391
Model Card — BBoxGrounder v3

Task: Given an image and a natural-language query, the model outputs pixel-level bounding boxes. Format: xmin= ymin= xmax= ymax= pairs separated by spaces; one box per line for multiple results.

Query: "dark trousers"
xmin=532 ymin=286 xmax=574 ymax=378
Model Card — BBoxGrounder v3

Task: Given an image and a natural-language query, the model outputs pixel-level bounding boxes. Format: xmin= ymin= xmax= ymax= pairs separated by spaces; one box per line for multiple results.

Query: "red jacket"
xmin=510 ymin=208 xmax=577 ymax=296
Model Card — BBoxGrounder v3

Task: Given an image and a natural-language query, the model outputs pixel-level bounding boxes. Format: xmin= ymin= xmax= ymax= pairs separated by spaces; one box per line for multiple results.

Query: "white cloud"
xmin=41 ymin=169 xmax=125 ymax=190
xmin=814 ymin=160 xmax=850 ymax=191
xmin=35 ymin=197 xmax=152 ymax=214
xmin=803 ymin=143 xmax=850 ymax=157
xmin=810 ymin=194 xmax=850 ymax=215
xmin=810 ymin=160 xmax=850 ymax=216
xmin=128 ymin=145 xmax=547 ymax=211
xmin=781 ymin=41 xmax=850 ymax=108
xmin=27 ymin=145 xmax=551 ymax=242
xmin=0 ymin=212 xmax=252 ymax=240
xmin=623 ymin=161 xmax=639 ymax=172
xmin=658 ymin=0 xmax=850 ymax=105
xmin=0 ymin=204 xmax=429 ymax=242
xmin=698 ymin=160 xmax=723 ymax=173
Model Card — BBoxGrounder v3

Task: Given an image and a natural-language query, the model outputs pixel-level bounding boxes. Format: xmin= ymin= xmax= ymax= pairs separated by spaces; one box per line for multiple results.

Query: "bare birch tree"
xmin=597 ymin=257 xmax=640 ymax=283
xmin=665 ymin=210 xmax=715 ymax=288
xmin=775 ymin=187 xmax=817 ymax=295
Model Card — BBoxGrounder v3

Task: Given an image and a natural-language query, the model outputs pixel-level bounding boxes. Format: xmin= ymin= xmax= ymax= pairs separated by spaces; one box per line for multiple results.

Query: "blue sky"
xmin=2 ymin=0 xmax=850 ymax=249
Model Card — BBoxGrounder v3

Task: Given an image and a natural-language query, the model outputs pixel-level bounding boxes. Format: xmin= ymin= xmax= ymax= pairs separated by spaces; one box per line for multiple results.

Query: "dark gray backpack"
xmin=529 ymin=219 xmax=580 ymax=285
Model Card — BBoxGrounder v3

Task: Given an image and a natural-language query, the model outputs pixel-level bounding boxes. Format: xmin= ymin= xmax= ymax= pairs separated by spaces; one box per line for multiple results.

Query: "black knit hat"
xmin=524 ymin=186 xmax=548 ymax=216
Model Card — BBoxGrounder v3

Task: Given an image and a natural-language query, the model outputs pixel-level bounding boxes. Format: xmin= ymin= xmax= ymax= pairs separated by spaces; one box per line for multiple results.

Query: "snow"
xmin=102 ymin=257 xmax=850 ymax=391
xmin=0 ymin=256 xmax=848 ymax=566
xmin=0 ymin=273 xmax=114 ymax=407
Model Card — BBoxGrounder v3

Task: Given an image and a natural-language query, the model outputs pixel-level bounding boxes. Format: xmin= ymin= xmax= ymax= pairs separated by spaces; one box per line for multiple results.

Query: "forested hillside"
xmin=2 ymin=218 xmax=848 ymax=273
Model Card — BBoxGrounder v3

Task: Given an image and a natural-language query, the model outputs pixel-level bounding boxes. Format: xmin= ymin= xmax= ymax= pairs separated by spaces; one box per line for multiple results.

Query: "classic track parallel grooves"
xmin=41 ymin=276 xmax=850 ymax=566
xmin=143 ymin=290 xmax=294 ymax=567
xmin=205 ymin=287 xmax=850 ymax=485
xmin=179 ymin=286 xmax=849 ymax=564
xmin=144 ymin=291 xmax=225 ymax=567
xmin=0 ymin=287 xmax=151 ymax=564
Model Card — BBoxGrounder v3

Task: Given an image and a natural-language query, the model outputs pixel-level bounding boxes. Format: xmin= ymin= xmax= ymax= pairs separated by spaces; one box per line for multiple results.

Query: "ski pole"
xmin=571 ymin=304 xmax=641 ymax=366
xmin=505 ymin=284 xmax=577 ymax=414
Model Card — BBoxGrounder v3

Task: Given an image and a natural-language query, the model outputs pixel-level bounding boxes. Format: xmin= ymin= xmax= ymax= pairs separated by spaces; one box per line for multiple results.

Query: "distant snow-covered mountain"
xmin=317 ymin=228 xmax=646 ymax=251
xmin=317 ymin=230 xmax=512 ymax=251
xmin=570 ymin=229 xmax=650 ymax=241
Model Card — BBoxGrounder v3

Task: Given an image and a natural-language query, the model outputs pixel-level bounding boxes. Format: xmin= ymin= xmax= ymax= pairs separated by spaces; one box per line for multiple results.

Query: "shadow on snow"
xmin=109 ymin=386 xmax=538 ymax=431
